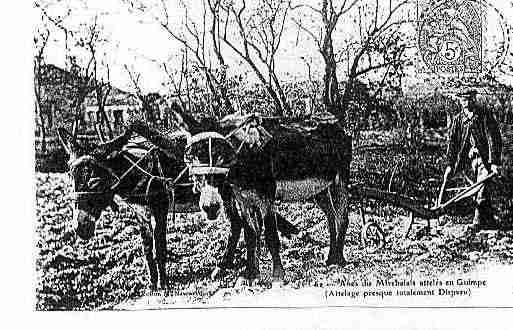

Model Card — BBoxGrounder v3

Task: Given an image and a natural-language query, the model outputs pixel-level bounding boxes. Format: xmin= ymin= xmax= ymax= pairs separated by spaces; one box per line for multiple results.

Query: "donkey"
xmin=57 ymin=122 xmax=297 ymax=289
xmin=188 ymin=114 xmax=352 ymax=285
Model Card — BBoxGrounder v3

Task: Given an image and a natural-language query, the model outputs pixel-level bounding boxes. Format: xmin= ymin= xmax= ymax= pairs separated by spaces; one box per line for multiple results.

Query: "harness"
xmin=69 ymin=117 xmax=262 ymax=226
xmin=184 ymin=115 xmax=259 ymax=177
xmin=69 ymin=146 xmax=191 ymax=225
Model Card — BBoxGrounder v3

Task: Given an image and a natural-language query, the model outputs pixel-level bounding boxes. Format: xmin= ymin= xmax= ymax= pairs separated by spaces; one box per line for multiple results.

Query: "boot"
xmin=471 ymin=200 xmax=497 ymax=231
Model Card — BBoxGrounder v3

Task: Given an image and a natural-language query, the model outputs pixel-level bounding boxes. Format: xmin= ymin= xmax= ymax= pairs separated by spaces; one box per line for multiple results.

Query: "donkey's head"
xmin=186 ymin=114 xmax=272 ymax=220
xmin=58 ymin=127 xmax=129 ymax=240
xmin=184 ymin=132 xmax=236 ymax=220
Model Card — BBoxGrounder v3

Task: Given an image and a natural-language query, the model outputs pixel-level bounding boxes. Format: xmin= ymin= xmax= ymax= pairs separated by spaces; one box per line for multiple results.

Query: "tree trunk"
xmin=96 ymin=86 xmax=114 ymax=139
xmin=321 ymin=34 xmax=344 ymax=129
xmin=271 ymin=71 xmax=291 ymax=116
xmin=214 ymin=66 xmax=234 ymax=114
xmin=98 ymin=104 xmax=113 ymax=138
xmin=36 ymin=101 xmax=47 ymax=153
xmin=243 ymin=59 xmax=284 ymax=115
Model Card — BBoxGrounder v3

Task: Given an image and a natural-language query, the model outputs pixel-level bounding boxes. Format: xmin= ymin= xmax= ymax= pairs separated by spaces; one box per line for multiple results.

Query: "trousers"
xmin=471 ymin=156 xmax=496 ymax=228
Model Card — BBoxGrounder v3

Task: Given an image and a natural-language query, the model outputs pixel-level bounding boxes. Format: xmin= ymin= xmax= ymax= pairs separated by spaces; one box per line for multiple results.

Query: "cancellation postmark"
xmin=417 ymin=0 xmax=485 ymax=75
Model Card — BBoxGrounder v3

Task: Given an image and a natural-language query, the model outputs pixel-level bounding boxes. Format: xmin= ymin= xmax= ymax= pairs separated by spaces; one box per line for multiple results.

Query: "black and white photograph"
xmin=30 ymin=0 xmax=513 ymax=316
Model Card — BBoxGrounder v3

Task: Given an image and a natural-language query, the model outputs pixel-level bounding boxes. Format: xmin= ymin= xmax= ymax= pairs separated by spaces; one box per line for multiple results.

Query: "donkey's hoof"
xmin=235 ymin=276 xmax=260 ymax=288
xmin=235 ymin=277 xmax=251 ymax=288
xmin=271 ymin=279 xmax=284 ymax=290
xmin=271 ymin=269 xmax=285 ymax=289
xmin=326 ymin=256 xmax=346 ymax=267
xmin=159 ymin=284 xmax=170 ymax=292
xmin=159 ymin=279 xmax=170 ymax=291
xmin=149 ymin=283 xmax=158 ymax=292
xmin=211 ymin=267 xmax=225 ymax=281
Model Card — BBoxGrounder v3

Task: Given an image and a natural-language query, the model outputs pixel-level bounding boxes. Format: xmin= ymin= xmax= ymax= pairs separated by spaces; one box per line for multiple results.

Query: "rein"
xmin=71 ymin=118 xmax=257 ymax=223
xmin=70 ymin=147 xmax=192 ymax=225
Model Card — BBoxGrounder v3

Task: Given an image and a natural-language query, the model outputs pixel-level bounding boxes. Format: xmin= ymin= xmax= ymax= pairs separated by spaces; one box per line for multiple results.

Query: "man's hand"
xmin=490 ymin=164 xmax=501 ymax=176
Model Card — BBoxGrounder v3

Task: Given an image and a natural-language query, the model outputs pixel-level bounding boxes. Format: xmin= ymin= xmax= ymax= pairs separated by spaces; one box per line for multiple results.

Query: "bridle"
xmin=68 ymin=116 xmax=267 ymax=222
xmin=184 ymin=114 xmax=261 ymax=187
xmin=68 ymin=155 xmax=120 ymax=200
xmin=68 ymin=147 xmax=191 ymax=224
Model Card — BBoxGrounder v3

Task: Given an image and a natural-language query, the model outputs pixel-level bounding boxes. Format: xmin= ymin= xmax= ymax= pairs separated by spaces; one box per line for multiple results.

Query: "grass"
xmin=34 ymin=130 xmax=513 ymax=310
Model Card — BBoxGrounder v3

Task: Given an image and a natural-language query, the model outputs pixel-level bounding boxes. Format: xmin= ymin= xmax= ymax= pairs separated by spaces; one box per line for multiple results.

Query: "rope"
xmin=110 ymin=146 xmax=157 ymax=191
xmin=224 ymin=122 xmax=245 ymax=139
xmin=155 ymin=151 xmax=177 ymax=225
xmin=145 ymin=176 xmax=156 ymax=204
xmin=173 ymin=166 xmax=189 ymax=184
xmin=170 ymin=189 xmax=176 ymax=225
xmin=113 ymin=195 xmax=152 ymax=228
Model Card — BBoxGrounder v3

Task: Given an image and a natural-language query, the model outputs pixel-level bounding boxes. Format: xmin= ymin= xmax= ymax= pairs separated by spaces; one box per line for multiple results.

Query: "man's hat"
xmin=456 ymin=88 xmax=478 ymax=98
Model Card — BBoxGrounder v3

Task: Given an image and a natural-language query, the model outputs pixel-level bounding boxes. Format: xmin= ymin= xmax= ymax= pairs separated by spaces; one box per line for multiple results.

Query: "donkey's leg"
xmin=245 ymin=208 xmax=262 ymax=284
xmin=212 ymin=190 xmax=243 ymax=280
xmin=234 ymin=206 xmax=261 ymax=286
xmin=140 ymin=221 xmax=158 ymax=290
xmin=315 ymin=181 xmax=350 ymax=266
xmin=150 ymin=198 xmax=169 ymax=290
xmin=211 ymin=207 xmax=242 ymax=280
xmin=229 ymin=189 xmax=262 ymax=287
xmin=263 ymin=210 xmax=285 ymax=285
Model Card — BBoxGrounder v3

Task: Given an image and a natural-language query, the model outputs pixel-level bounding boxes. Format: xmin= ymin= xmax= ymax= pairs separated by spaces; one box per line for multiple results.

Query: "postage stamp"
xmin=417 ymin=0 xmax=485 ymax=74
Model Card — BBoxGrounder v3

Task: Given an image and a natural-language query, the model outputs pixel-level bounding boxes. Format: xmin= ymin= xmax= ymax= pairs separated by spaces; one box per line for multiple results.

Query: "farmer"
xmin=437 ymin=88 xmax=503 ymax=230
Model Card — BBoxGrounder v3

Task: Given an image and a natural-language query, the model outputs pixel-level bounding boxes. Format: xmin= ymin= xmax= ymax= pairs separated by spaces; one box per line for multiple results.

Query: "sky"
xmin=39 ymin=0 xmax=513 ymax=94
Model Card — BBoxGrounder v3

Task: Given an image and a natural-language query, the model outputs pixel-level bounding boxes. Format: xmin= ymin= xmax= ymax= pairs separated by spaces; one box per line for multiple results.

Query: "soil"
xmin=34 ymin=131 xmax=513 ymax=310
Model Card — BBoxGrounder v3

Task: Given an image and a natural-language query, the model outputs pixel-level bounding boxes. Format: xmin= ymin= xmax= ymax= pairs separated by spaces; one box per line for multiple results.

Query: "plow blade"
xmin=349 ymin=185 xmax=439 ymax=219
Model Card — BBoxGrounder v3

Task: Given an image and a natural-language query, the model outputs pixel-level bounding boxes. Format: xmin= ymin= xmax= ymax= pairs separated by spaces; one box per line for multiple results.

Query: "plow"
xmin=350 ymin=171 xmax=497 ymax=252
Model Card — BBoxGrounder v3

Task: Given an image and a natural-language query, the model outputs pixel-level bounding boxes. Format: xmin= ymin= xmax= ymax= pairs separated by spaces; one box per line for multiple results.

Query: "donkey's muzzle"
xmin=201 ymin=202 xmax=221 ymax=220
xmin=74 ymin=213 xmax=96 ymax=240
xmin=198 ymin=182 xmax=223 ymax=220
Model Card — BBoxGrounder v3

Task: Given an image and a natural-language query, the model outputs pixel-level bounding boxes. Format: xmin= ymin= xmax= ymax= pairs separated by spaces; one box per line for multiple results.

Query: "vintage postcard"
xmin=33 ymin=0 xmax=513 ymax=314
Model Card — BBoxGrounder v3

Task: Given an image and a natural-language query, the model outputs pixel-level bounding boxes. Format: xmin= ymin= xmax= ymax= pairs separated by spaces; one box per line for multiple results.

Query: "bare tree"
xmin=123 ymin=0 xmax=234 ymax=114
xmin=162 ymin=48 xmax=192 ymax=112
xmin=35 ymin=0 xmax=86 ymax=149
xmin=93 ymin=67 xmax=113 ymax=140
xmin=206 ymin=0 xmax=233 ymax=113
xmin=65 ymin=16 xmax=107 ymax=139
xmin=34 ymin=0 xmax=74 ymax=151
xmin=34 ymin=25 xmax=51 ymax=152
xmin=124 ymin=64 xmax=165 ymax=126
xmin=219 ymin=0 xmax=292 ymax=115
xmin=293 ymin=0 xmax=412 ymax=129
xmin=340 ymin=0 xmax=412 ymax=110
xmin=36 ymin=1 xmax=116 ymax=142
xmin=293 ymin=0 xmax=358 ymax=127
xmin=300 ymin=55 xmax=322 ymax=115
xmin=79 ymin=15 xmax=115 ymax=140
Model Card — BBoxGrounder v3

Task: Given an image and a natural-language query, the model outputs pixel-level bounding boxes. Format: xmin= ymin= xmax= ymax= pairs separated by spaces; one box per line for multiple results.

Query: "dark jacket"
xmin=446 ymin=105 xmax=502 ymax=172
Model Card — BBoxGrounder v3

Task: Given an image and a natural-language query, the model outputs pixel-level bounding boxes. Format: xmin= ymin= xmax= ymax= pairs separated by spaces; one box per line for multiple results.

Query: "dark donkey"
xmin=188 ymin=114 xmax=352 ymax=285
xmin=58 ymin=122 xmax=297 ymax=289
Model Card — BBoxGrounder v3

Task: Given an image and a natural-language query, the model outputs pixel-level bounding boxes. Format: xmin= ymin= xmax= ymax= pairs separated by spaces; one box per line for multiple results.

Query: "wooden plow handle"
xmin=431 ymin=172 xmax=497 ymax=213
xmin=350 ymin=173 xmax=496 ymax=219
